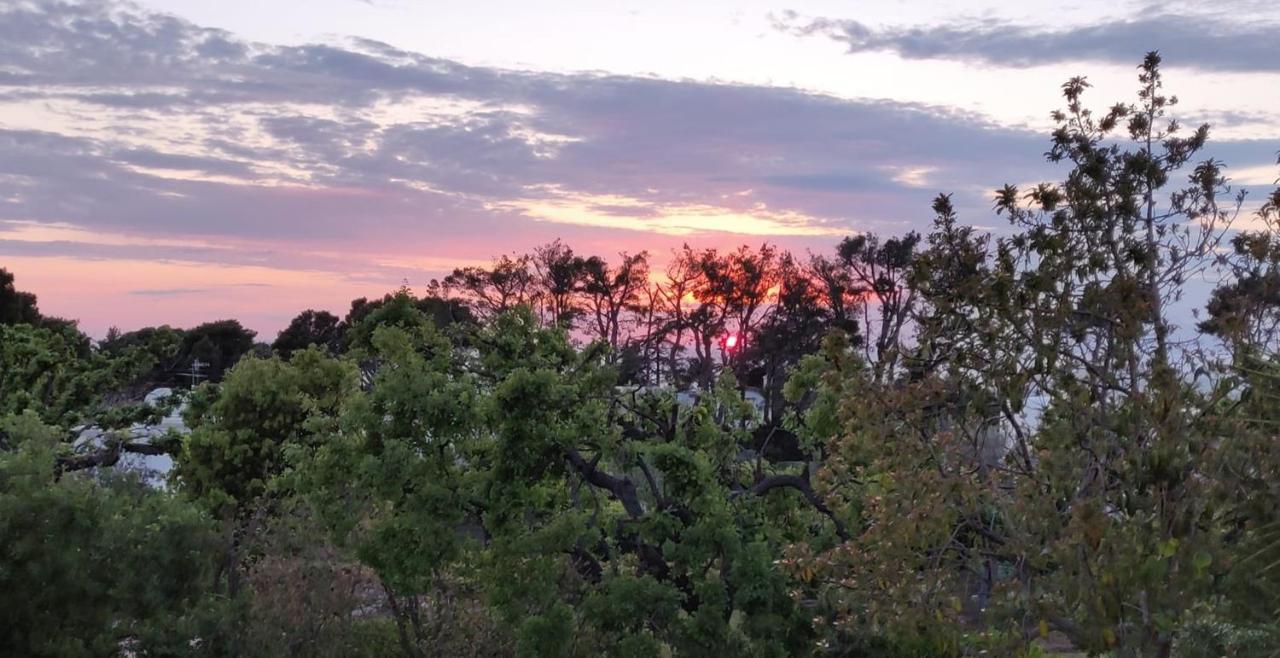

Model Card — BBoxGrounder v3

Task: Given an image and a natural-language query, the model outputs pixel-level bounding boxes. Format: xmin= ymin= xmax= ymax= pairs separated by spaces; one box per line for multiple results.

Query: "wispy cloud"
xmin=128 ymin=287 xmax=210 ymax=296
xmin=1 ymin=0 xmax=1275 ymax=337
xmin=771 ymin=10 xmax=1280 ymax=73
xmin=0 ymin=1 xmax=1070 ymax=256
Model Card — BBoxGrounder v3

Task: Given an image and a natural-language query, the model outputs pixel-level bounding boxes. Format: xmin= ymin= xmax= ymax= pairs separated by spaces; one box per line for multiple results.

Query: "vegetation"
xmin=1 ymin=54 xmax=1279 ymax=656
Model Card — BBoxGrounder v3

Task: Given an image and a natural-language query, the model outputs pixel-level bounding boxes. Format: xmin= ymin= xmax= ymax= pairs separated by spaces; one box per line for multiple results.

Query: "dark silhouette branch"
xmin=564 ymin=448 xmax=644 ymax=518
xmin=737 ymin=469 xmax=850 ymax=541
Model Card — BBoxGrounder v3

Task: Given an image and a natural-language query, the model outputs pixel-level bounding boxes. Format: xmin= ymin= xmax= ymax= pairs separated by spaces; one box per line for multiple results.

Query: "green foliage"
xmin=0 ymin=414 xmax=223 ymax=657
xmin=99 ymin=324 xmax=187 ymax=388
xmin=287 ymin=304 xmax=824 ymax=656
xmin=0 ymin=322 xmax=151 ymax=427
xmin=477 ymin=315 xmax=820 ymax=656
xmin=342 ymin=288 xmax=475 ymax=353
xmin=515 ymin=603 xmax=572 ymax=658
xmin=307 ymin=320 xmax=477 ymax=579
xmin=788 ymin=53 xmax=1280 ymax=657
xmin=176 ymin=346 xmax=357 ymax=515
xmin=98 ymin=320 xmax=257 ymax=389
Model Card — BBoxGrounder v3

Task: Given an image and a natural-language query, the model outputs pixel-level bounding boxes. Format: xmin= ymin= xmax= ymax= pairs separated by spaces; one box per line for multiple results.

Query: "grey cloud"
xmin=127 ymin=282 xmax=271 ymax=296
xmin=772 ymin=10 xmax=1280 ymax=73
xmin=1 ymin=0 xmax=1270 ymax=283
xmin=586 ymin=204 xmax=662 ymax=219
xmin=0 ymin=1 xmax=244 ymax=86
xmin=0 ymin=236 xmax=275 ymax=268
xmin=108 ymin=147 xmax=256 ymax=177
xmin=0 ymin=1 xmax=1055 ymax=240
xmin=757 ymin=173 xmax=909 ymax=192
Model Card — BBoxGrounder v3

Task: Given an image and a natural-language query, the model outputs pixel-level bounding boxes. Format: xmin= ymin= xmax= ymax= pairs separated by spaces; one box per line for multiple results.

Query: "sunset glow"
xmin=2 ymin=0 xmax=1278 ymax=339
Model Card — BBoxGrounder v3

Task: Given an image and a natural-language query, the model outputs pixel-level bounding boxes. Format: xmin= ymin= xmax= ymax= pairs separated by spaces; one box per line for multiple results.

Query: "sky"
xmin=1 ymin=0 xmax=1278 ymax=339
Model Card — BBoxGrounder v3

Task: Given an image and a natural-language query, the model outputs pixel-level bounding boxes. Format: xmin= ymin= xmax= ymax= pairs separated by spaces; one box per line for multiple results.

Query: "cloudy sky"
xmin=1 ymin=0 xmax=1278 ymax=338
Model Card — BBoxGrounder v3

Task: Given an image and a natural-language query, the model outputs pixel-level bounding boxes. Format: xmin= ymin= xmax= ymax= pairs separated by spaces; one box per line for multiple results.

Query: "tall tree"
xmin=440 ymin=254 xmax=537 ymax=319
xmin=580 ymin=251 xmax=650 ymax=355
xmin=531 ymin=239 xmax=587 ymax=327
xmin=835 ymin=232 xmax=920 ymax=380
xmin=793 ymin=54 xmax=1249 ymax=656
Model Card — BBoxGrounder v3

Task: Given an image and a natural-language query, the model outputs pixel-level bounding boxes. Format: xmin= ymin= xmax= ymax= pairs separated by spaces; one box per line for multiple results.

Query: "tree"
xmin=98 ymin=324 xmax=188 ymax=395
xmin=744 ymin=252 xmax=833 ymax=425
xmin=0 ymin=322 xmax=154 ymax=428
xmin=273 ymin=309 xmax=343 ymax=358
xmin=1200 ymin=154 xmax=1280 ymax=353
xmin=580 ymin=250 xmax=650 ymax=356
xmin=793 ymin=54 xmax=1252 ymax=656
xmin=648 ymin=244 xmax=782 ymax=388
xmin=440 ymin=254 xmax=538 ymax=319
xmin=475 ymin=311 xmax=827 ymax=656
xmin=0 ymin=413 xmax=225 ymax=657
xmin=532 ymin=239 xmax=588 ymax=327
xmin=295 ymin=306 xmax=836 ymax=656
xmin=299 ymin=311 xmax=504 ymax=656
xmin=176 ymin=347 xmax=357 ymax=517
xmin=0 ymin=266 xmax=40 ymax=326
xmin=651 ymin=248 xmax=705 ymax=386
xmin=181 ymin=319 xmax=257 ymax=383
xmin=832 ymin=231 xmax=920 ymax=380
xmin=687 ymin=244 xmax=780 ymax=384
xmin=1198 ymin=158 xmax=1280 ymax=652
xmin=345 ymin=290 xmax=474 ymax=344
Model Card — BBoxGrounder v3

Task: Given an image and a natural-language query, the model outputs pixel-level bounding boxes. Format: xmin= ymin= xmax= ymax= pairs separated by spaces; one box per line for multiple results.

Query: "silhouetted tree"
xmin=273 ymin=309 xmax=343 ymax=358
xmin=531 ymin=239 xmax=586 ymax=327
xmin=834 ymin=231 xmax=920 ymax=380
xmin=181 ymin=319 xmax=257 ymax=382
xmin=440 ymin=254 xmax=536 ymax=319
xmin=580 ymin=251 xmax=649 ymax=355
xmin=745 ymin=252 xmax=832 ymax=421
xmin=0 ymin=267 xmax=41 ymax=326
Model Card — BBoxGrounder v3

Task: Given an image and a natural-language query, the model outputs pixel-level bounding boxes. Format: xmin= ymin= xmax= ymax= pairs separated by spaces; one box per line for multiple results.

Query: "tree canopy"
xmin=2 ymin=54 xmax=1280 ymax=657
